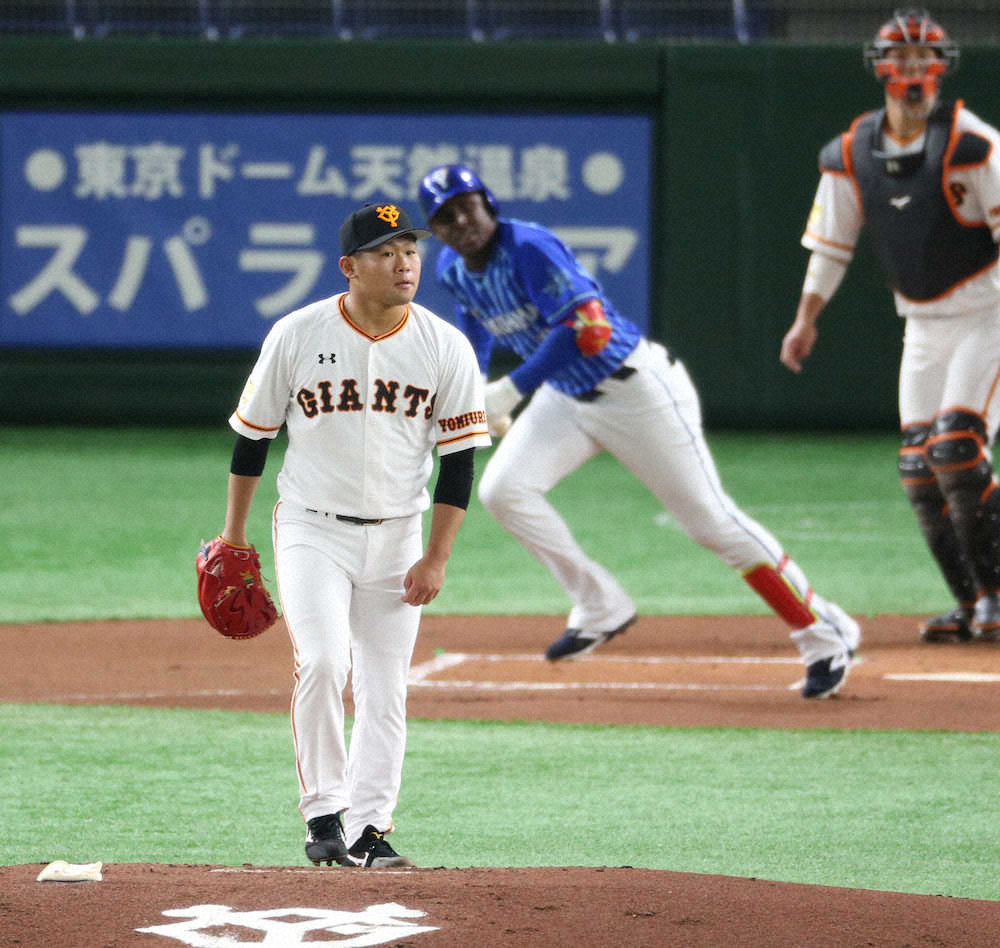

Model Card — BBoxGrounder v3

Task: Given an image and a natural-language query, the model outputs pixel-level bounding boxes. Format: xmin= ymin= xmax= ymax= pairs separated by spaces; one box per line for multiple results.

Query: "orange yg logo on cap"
xmin=376 ymin=205 xmax=401 ymax=228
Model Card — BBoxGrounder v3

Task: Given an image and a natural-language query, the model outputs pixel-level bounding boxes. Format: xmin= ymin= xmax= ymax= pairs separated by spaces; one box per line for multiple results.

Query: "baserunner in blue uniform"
xmin=420 ymin=164 xmax=861 ymax=699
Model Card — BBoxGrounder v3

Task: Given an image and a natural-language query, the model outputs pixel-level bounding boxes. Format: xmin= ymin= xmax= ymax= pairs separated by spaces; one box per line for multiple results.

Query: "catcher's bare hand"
xmin=196 ymin=535 xmax=278 ymax=639
xmin=780 ymin=322 xmax=818 ymax=374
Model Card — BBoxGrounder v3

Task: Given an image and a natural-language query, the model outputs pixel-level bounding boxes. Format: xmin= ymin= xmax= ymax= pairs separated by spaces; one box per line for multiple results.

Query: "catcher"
xmin=781 ymin=8 xmax=1000 ymax=641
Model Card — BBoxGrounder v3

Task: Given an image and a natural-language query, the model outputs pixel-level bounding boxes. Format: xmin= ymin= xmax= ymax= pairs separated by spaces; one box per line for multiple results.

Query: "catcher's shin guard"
xmin=743 ymin=555 xmax=815 ymax=629
xmin=926 ymin=409 xmax=1000 ymax=598
xmin=899 ymin=422 xmax=979 ymax=607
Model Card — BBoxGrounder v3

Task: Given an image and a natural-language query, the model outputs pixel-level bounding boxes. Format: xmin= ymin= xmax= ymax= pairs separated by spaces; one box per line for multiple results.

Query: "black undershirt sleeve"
xmin=433 ymin=448 xmax=475 ymax=510
xmin=230 ymin=434 xmax=271 ymax=477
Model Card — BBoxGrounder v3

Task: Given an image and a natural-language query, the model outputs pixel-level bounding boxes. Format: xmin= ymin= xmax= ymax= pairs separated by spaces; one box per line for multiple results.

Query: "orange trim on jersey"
xmin=803 ymin=229 xmax=856 ymax=253
xmin=438 ymin=429 xmax=490 ymax=448
xmin=272 ymin=502 xmax=311 ymax=798
xmin=809 ymin=117 xmax=867 ymax=242
xmin=982 ymin=480 xmax=998 ymax=504
xmin=941 ymin=100 xmax=989 ymax=231
xmin=234 ymin=409 xmax=282 ymax=433
xmin=941 ymin=100 xmax=964 ymax=179
xmin=950 ymin=138 xmax=993 ymax=171
xmin=895 ymin=257 xmax=1000 ymax=304
xmin=842 ymin=115 xmax=867 ymax=224
xmin=338 ymin=293 xmax=410 ymax=342
xmin=983 ymin=366 xmax=1000 ymax=419
xmin=289 ymin=664 xmax=307 ymax=796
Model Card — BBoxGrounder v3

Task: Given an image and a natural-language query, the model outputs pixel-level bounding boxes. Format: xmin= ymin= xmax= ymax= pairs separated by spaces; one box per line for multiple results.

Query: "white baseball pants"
xmin=899 ymin=306 xmax=1000 ymax=432
xmin=478 ymin=338 xmax=857 ymax=663
xmin=273 ymin=503 xmax=423 ymax=847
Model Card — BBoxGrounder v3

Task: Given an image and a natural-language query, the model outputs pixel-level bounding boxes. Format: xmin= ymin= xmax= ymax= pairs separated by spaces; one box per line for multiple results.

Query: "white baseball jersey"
xmin=803 ymin=103 xmax=1000 ymax=319
xmin=230 ymin=292 xmax=491 ymax=516
xmin=229 ymin=289 xmax=489 ymax=847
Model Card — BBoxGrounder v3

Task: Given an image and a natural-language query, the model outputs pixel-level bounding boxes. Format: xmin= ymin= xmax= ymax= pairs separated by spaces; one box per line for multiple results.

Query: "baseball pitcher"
xmin=209 ymin=202 xmax=490 ymax=867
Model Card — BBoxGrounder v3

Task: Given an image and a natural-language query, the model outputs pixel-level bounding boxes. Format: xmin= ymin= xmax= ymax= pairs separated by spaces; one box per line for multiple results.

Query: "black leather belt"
xmin=573 ymin=364 xmax=638 ymax=403
xmin=306 ymin=509 xmax=384 ymax=525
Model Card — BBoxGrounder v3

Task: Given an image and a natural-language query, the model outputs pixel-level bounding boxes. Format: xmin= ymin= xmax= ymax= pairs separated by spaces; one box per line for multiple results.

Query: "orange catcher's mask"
xmin=864 ymin=8 xmax=959 ymax=104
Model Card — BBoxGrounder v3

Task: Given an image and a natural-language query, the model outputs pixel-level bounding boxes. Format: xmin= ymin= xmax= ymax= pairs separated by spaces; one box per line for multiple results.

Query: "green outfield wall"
xmin=2 ymin=38 xmax=999 ymax=429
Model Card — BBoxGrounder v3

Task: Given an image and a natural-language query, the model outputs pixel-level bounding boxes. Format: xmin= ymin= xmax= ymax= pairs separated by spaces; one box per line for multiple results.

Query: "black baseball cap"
xmin=339 ymin=203 xmax=431 ymax=256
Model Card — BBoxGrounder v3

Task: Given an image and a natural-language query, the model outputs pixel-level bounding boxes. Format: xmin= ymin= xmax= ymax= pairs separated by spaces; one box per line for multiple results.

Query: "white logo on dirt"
xmin=136 ymin=901 xmax=438 ymax=946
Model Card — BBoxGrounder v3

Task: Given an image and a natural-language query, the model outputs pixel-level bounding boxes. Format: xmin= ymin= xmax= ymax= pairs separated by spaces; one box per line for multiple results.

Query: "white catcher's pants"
xmin=899 ymin=306 xmax=1000 ymax=432
xmin=479 ymin=338 xmax=857 ymax=663
xmin=273 ymin=503 xmax=422 ymax=846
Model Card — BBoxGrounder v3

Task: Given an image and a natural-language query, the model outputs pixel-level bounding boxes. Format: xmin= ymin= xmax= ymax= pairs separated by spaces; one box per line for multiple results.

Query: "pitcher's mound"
xmin=5 ymin=862 xmax=1000 ymax=947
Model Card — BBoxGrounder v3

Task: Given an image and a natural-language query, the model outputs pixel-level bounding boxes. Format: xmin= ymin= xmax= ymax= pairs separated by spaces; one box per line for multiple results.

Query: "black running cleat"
xmin=305 ymin=812 xmax=348 ymax=866
xmin=801 ymin=649 xmax=852 ymax=699
xmin=973 ymin=593 xmax=1000 ymax=641
xmin=545 ymin=614 xmax=638 ymax=661
xmin=345 ymin=825 xmax=415 ymax=868
xmin=920 ymin=606 xmax=974 ymax=643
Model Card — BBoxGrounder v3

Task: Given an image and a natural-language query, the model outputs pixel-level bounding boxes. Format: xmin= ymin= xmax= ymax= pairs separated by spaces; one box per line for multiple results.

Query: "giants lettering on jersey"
xmin=296 ymin=378 xmax=435 ymax=419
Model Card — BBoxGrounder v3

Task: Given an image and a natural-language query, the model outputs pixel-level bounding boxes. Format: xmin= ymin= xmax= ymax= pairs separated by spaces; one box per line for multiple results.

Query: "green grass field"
xmin=0 ymin=425 xmax=944 ymax=621
xmin=3 ymin=704 xmax=999 ymax=899
xmin=4 ymin=426 xmax=996 ymax=900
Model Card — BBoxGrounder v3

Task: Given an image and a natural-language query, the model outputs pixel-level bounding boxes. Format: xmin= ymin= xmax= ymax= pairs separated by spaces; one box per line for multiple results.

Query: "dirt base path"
xmin=5 ymin=612 xmax=1000 ymax=729
xmin=4 ymin=613 xmax=1000 ymax=946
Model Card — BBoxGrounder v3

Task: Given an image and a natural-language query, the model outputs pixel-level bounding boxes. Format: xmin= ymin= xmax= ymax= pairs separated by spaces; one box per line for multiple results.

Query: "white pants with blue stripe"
xmin=478 ymin=338 xmax=858 ymax=664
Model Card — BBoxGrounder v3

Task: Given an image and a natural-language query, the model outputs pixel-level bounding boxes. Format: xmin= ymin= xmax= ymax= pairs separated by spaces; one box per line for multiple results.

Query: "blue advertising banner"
xmin=0 ymin=112 xmax=650 ymax=348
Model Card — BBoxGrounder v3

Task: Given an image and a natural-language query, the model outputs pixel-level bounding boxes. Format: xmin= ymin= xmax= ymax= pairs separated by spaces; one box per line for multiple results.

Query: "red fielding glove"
xmin=196 ymin=536 xmax=278 ymax=640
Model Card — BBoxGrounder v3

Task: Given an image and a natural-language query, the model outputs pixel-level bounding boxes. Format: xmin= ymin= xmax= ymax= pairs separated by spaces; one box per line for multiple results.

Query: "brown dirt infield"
xmin=4 ymin=613 xmax=1000 ymax=946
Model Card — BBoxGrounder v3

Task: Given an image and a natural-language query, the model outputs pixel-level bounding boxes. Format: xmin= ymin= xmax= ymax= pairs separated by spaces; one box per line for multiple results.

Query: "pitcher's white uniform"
xmin=230 ymin=292 xmax=489 ymax=844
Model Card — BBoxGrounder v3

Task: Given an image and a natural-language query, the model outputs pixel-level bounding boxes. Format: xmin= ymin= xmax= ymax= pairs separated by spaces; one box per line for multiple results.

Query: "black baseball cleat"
xmin=920 ymin=606 xmax=974 ymax=643
xmin=973 ymin=593 xmax=1000 ymax=641
xmin=545 ymin=614 xmax=638 ymax=661
xmin=345 ymin=825 xmax=415 ymax=868
xmin=305 ymin=812 xmax=349 ymax=866
xmin=801 ymin=649 xmax=852 ymax=699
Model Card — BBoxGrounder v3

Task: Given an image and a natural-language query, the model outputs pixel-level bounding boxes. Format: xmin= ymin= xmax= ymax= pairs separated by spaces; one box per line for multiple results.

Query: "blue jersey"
xmin=435 ymin=219 xmax=642 ymax=397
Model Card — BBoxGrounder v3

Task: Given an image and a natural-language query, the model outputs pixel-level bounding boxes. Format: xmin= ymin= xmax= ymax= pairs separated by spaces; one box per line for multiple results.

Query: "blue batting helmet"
xmin=418 ymin=164 xmax=499 ymax=223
